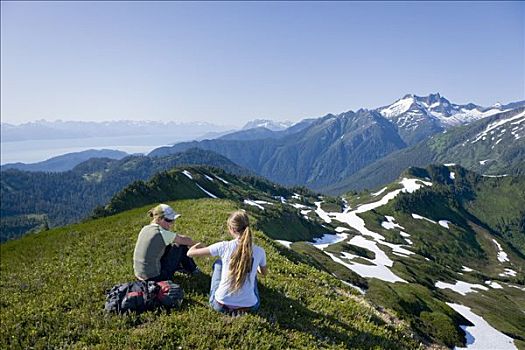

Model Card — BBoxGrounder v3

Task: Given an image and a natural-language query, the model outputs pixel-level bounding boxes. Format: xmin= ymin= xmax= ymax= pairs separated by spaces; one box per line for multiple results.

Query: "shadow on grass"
xmin=256 ymin=283 xmax=401 ymax=348
xmin=176 ymin=272 xmax=405 ymax=349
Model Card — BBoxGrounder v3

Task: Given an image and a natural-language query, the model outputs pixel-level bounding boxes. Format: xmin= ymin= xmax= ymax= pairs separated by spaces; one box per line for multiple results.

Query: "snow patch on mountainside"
xmin=290 ymin=203 xmax=310 ymax=209
xmin=485 ymin=280 xmax=503 ymax=289
xmin=276 ymin=240 xmax=292 ymax=248
xmin=371 ymin=187 xmax=388 ymax=197
xmin=196 ymin=184 xmax=218 ymax=198
xmin=309 ymin=177 xmax=432 ymax=283
xmin=242 ymin=119 xmax=293 ymax=131
xmin=447 ymin=303 xmax=517 ymax=350
xmin=438 ymin=220 xmax=451 ymax=229
xmin=471 ymin=110 xmax=525 ymax=144
xmin=437 ymin=107 xmax=504 ymax=127
xmin=243 ymin=200 xmax=265 ymax=210
xmin=499 ymin=268 xmax=517 ymax=277
xmin=325 ymin=247 xmax=407 ymax=283
xmin=435 ymin=280 xmax=488 ymax=295
xmin=412 ymin=213 xmax=436 ymax=224
xmin=381 ymin=216 xmax=405 ymax=230
xmin=314 ymin=201 xmax=333 ymax=223
xmin=312 ymin=233 xmax=348 ymax=250
xmin=492 ymin=239 xmax=509 ymax=263
xmin=411 ymin=215 xmax=452 ymax=229
xmin=214 ymin=175 xmax=229 ymax=184
xmin=400 ymin=178 xmax=433 ymax=192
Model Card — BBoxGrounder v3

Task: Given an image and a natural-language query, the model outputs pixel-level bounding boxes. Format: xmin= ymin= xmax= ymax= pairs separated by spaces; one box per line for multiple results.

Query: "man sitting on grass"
xmin=133 ymin=204 xmax=199 ymax=282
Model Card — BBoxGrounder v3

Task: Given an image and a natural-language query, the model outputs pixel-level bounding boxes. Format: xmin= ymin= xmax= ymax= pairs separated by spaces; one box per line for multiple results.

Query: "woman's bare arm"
xmin=187 ymin=242 xmax=211 ymax=257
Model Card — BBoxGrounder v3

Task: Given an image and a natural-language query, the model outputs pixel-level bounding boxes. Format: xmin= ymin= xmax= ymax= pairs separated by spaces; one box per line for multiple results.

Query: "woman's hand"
xmin=257 ymin=265 xmax=268 ymax=276
xmin=191 ymin=242 xmax=205 ymax=249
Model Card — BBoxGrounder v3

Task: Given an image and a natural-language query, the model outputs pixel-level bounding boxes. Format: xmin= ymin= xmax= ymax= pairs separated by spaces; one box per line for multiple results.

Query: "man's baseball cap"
xmin=152 ymin=204 xmax=181 ymax=221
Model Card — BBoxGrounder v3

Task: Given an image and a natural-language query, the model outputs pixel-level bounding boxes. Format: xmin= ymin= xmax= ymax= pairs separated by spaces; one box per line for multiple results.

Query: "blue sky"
xmin=1 ymin=1 xmax=524 ymax=125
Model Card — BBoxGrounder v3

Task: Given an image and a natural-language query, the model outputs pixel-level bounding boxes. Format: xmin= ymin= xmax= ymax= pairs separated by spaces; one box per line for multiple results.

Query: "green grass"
xmin=254 ymin=206 xmax=327 ymax=242
xmin=320 ymin=199 xmax=344 ymax=213
xmin=1 ymin=198 xmax=421 ymax=349
xmin=465 ymin=176 xmax=525 ymax=257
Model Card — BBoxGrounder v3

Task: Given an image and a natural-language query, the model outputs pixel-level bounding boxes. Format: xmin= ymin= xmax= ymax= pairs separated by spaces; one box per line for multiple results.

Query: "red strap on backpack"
xmin=127 ymin=291 xmax=144 ymax=298
xmin=156 ymin=281 xmax=170 ymax=301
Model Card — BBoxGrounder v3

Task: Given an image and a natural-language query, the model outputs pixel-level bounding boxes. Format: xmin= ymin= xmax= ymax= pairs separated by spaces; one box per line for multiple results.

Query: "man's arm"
xmin=173 ymin=234 xmax=194 ymax=246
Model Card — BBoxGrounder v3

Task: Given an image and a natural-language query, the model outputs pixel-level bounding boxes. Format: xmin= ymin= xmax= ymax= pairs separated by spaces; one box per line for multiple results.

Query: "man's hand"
xmin=174 ymin=234 xmax=194 ymax=246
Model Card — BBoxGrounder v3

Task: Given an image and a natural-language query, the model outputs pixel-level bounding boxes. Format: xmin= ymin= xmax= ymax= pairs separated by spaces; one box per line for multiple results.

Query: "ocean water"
xmin=0 ymin=134 xmax=186 ymax=164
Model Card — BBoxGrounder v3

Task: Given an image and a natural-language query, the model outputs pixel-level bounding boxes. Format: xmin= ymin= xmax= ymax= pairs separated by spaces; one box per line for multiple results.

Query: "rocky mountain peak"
xmin=378 ymin=93 xmax=504 ymax=130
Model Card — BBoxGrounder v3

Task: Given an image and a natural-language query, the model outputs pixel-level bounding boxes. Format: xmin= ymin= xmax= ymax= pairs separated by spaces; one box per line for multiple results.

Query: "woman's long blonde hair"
xmin=227 ymin=210 xmax=253 ymax=293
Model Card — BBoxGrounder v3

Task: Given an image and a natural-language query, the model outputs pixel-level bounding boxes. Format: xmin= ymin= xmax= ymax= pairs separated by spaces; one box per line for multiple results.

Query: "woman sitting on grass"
xmin=187 ymin=210 xmax=267 ymax=313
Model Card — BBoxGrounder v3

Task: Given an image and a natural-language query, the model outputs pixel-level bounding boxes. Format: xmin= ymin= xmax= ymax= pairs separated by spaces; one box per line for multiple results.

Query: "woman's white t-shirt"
xmin=208 ymin=239 xmax=266 ymax=307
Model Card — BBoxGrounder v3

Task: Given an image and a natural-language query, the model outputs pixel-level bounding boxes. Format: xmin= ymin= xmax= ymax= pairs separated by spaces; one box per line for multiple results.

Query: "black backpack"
xmin=104 ymin=280 xmax=184 ymax=314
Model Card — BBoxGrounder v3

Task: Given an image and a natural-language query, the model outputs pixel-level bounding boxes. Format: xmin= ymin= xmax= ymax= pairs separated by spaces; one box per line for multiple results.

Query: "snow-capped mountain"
xmin=376 ymin=93 xmax=517 ymax=145
xmin=378 ymin=93 xmax=508 ymax=128
xmin=242 ymin=119 xmax=293 ymax=131
xmin=325 ymin=107 xmax=525 ymax=194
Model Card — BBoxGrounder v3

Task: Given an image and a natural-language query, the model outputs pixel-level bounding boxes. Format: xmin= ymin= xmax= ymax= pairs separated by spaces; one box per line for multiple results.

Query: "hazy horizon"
xmin=1 ymin=1 xmax=524 ymax=125
xmin=1 ymin=91 xmax=524 ymax=127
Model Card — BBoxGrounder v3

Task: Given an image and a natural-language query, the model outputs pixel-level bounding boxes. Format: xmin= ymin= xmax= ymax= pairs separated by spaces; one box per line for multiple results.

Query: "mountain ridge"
xmin=150 ymin=94 xmax=524 ymax=191
xmin=1 ymin=149 xmax=130 ymax=172
xmin=322 ymin=107 xmax=525 ymax=194
xmin=150 ymin=109 xmax=408 ymax=189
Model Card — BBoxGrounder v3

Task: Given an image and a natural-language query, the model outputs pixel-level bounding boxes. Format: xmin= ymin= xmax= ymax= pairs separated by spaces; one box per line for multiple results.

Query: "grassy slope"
xmin=464 ymin=176 xmax=525 ymax=257
xmin=0 ymin=199 xmax=422 ymax=349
